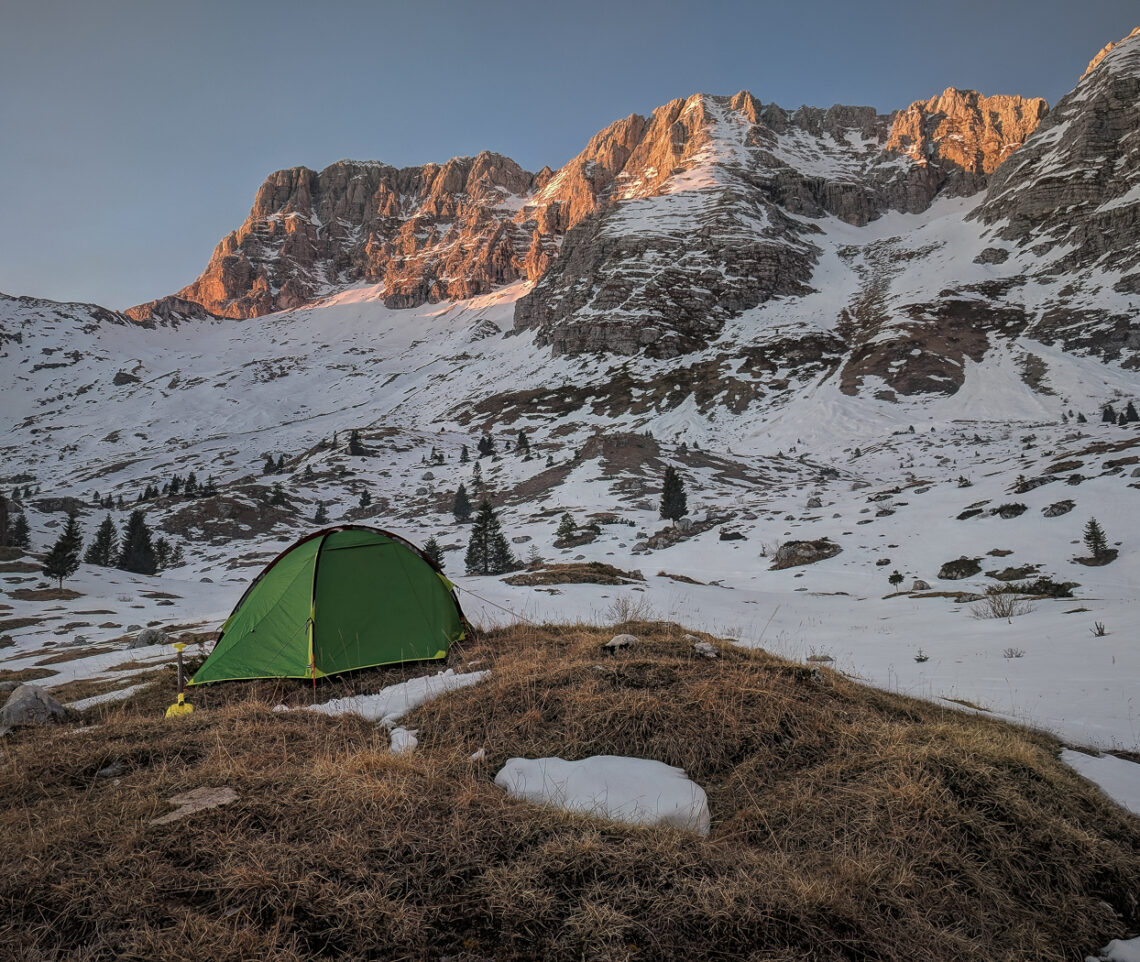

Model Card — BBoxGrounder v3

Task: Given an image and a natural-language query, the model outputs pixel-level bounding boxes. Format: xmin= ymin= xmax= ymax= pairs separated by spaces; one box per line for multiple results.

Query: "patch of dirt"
xmin=0 ymin=617 xmax=42 ymax=632
xmin=0 ymin=667 xmax=58 ymax=683
xmin=1073 ymin=550 xmax=1119 ymax=567
xmin=8 ymin=588 xmax=83 ymax=601
xmin=35 ymin=645 xmax=120 ymax=666
xmin=658 ymin=571 xmax=706 ymax=585
xmin=503 ymin=562 xmax=645 ymax=586
xmin=0 ymin=561 xmax=41 ymax=573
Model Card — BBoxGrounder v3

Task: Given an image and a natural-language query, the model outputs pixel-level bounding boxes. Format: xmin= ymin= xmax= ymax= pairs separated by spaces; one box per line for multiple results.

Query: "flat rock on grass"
xmin=150 ymin=786 xmax=238 ymax=825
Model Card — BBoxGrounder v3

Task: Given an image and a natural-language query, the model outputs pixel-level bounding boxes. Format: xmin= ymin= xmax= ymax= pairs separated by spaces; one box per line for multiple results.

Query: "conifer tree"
xmin=660 ymin=466 xmax=688 ymax=525
xmin=1102 ymin=404 xmax=1117 ymax=423
xmin=1126 ymin=401 xmax=1139 ymax=423
xmin=477 ymin=434 xmax=495 ymax=458
xmin=465 ymin=499 xmax=518 ymax=575
xmin=472 ymin=461 xmax=483 ymax=486
xmin=517 ymin=429 xmax=530 ymax=454
xmin=348 ymin=430 xmax=366 ymax=456
xmin=1119 ymin=411 xmax=1128 ymax=427
xmin=275 ymin=454 xmax=286 ymax=473
xmin=153 ymin=536 xmax=171 ymax=571
xmin=452 ymin=483 xmax=472 ymax=522
xmin=118 ymin=510 xmax=157 ymax=575
xmin=546 ymin=454 xmax=554 ymax=468
xmin=556 ymin=512 xmax=576 ymax=539
xmin=359 ymin=489 xmax=372 ymax=508
xmin=169 ymin=543 xmax=185 ymax=567
xmin=84 ymin=514 xmax=118 ymax=567
xmin=1083 ymin=517 xmax=1109 ymax=560
xmin=169 ymin=474 xmax=182 ymax=495
xmin=460 ymin=444 xmax=469 ymax=464
xmin=203 ymin=476 xmax=218 ymax=496
xmin=185 ymin=471 xmax=198 ymax=495
xmin=270 ymin=482 xmax=288 ymax=506
xmin=9 ymin=512 xmax=30 ymax=549
xmin=422 ymin=535 xmax=444 ymax=570
xmin=43 ymin=512 xmax=82 ymax=588
xmin=1077 ymin=412 xmax=1087 ymax=423
xmin=263 ymin=454 xmax=275 ymax=475
xmin=314 ymin=501 xmax=329 ymax=524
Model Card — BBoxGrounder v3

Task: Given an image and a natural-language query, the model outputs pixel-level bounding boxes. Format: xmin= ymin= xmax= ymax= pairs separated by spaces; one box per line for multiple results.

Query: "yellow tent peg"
xmin=165 ymin=692 xmax=194 ymax=718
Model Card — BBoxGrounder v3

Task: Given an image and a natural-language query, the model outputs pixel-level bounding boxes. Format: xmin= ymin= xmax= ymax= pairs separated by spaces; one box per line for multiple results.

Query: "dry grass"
xmin=7 ymin=587 xmax=83 ymax=601
xmin=503 ymin=561 xmax=644 ymax=586
xmin=1 ymin=622 xmax=1138 ymax=961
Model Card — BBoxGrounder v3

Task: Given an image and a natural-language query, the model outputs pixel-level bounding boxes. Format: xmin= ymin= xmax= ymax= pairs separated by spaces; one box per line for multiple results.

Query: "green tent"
xmin=190 ymin=526 xmax=466 ymax=685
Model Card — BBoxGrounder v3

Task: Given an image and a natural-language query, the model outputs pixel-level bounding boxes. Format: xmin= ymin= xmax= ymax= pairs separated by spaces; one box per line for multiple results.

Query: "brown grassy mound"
xmin=1 ymin=624 xmax=1138 ymax=962
xmin=503 ymin=561 xmax=644 ymax=586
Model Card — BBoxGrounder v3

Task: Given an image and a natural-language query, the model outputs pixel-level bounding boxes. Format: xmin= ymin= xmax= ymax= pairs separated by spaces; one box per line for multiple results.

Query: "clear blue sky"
xmin=1 ymin=0 xmax=1136 ymax=309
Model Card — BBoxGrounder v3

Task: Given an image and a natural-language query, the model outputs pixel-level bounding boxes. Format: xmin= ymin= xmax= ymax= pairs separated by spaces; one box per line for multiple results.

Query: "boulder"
xmin=131 ymin=627 xmax=167 ymax=648
xmin=912 ymin=579 xmax=931 ymax=591
xmin=0 ymin=684 xmax=67 ymax=735
xmin=771 ymin=539 xmax=841 ymax=570
xmin=1043 ymin=500 xmax=1075 ymax=518
xmin=938 ymin=557 xmax=981 ymax=580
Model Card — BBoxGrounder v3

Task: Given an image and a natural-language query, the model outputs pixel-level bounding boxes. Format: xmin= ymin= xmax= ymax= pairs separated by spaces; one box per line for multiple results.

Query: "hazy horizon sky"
xmin=2 ymin=0 xmax=1136 ymax=309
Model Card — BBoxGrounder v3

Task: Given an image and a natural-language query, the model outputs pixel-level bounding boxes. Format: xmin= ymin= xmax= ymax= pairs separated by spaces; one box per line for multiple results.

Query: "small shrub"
xmin=1092 ymin=621 xmax=1107 ymax=637
xmin=971 ymin=591 xmax=1035 ymax=621
xmin=914 ymin=649 xmax=930 ymax=663
xmin=1002 ymin=647 xmax=1026 ymax=659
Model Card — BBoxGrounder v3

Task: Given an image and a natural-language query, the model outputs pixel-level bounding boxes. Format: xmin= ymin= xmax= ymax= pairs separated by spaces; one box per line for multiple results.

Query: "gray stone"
xmin=603 ymin=633 xmax=637 ymax=653
xmin=912 ymin=579 xmax=931 ymax=591
xmin=1042 ymin=500 xmax=1075 ymax=518
xmin=131 ymin=627 xmax=167 ymax=648
xmin=938 ymin=557 xmax=981 ymax=580
xmin=0 ymin=684 xmax=67 ymax=735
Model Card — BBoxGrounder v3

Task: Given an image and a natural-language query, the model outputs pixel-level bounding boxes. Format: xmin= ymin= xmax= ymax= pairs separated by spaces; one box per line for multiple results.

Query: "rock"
xmin=70 ymin=635 xmax=87 ymax=647
xmin=912 ymin=580 xmax=931 ymax=591
xmin=1043 ymin=500 xmax=1075 ymax=517
xmin=806 ymin=496 xmax=822 ymax=508
xmin=112 ymin=370 xmax=140 ymax=385
xmin=771 ymin=539 xmax=842 ymax=570
xmin=96 ymin=760 xmax=126 ymax=778
xmin=0 ymin=684 xmax=67 ymax=735
xmin=719 ymin=529 xmax=746 ymax=541
xmin=992 ymin=503 xmax=1027 ymax=519
xmin=131 ymin=628 xmax=167 ymax=648
xmin=603 ymin=633 xmax=637 ymax=653
xmin=938 ymin=557 xmax=982 ymax=580
xmin=692 ymin=640 xmax=718 ymax=659
xmin=422 ymin=471 xmax=435 ymax=480
xmin=875 ymin=558 xmax=891 ymax=566
xmin=974 ymin=247 xmax=1009 ymax=264
xmin=150 ymin=786 xmax=238 ymax=826
xmin=469 ymin=748 xmax=487 ymax=762
xmin=676 ymin=517 xmax=694 ymax=533
xmin=0 ymin=680 xmax=21 ymax=693
xmin=126 ymin=624 xmax=143 ymax=632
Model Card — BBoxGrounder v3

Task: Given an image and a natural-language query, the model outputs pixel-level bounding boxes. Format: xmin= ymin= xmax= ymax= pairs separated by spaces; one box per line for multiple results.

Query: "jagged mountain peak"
xmin=1081 ymin=24 xmax=1140 ymax=80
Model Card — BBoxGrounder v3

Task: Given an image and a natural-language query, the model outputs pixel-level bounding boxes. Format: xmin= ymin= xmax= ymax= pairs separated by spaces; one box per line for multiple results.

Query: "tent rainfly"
xmin=190 ymin=526 xmax=466 ymax=685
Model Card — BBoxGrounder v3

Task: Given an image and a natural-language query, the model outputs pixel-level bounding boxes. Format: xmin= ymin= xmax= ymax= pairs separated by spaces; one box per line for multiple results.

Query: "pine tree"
xmin=1126 ymin=401 xmax=1139 ymax=423
xmin=263 ymin=454 xmax=275 ymax=475
xmin=460 ymin=444 xmax=469 ymax=464
xmin=9 ymin=512 xmax=30 ymax=549
xmin=169 ymin=543 xmax=185 ymax=567
xmin=517 ymin=430 xmax=531 ymax=457
xmin=153 ymin=536 xmax=171 ymax=571
xmin=1083 ymin=517 xmax=1109 ymax=560
xmin=1102 ymin=404 xmax=1117 ymax=423
xmin=422 ymin=535 xmax=444 ymax=570
xmin=1077 ymin=412 xmax=1087 ymax=423
xmin=118 ymin=510 xmax=157 ymax=575
xmin=472 ymin=461 xmax=483 ymax=486
xmin=304 ymin=464 xmax=314 ymax=480
xmin=275 ymin=454 xmax=286 ymax=473
xmin=84 ymin=514 xmax=118 ymax=567
xmin=43 ymin=513 xmax=82 ymax=588
xmin=314 ymin=501 xmax=329 ymax=524
xmin=359 ymin=489 xmax=372 ymax=509
xmin=169 ymin=474 xmax=182 ymax=495
xmin=203 ymin=476 xmax=218 ymax=496
xmin=660 ymin=466 xmax=688 ymax=525
xmin=477 ymin=434 xmax=495 ymax=458
xmin=452 ymin=483 xmax=472 ymax=522
xmin=270 ymin=482 xmax=287 ymax=506
xmin=1119 ymin=411 xmax=1128 ymax=427
xmin=465 ymin=499 xmax=517 ymax=575
xmin=348 ymin=430 xmax=366 ymax=456
xmin=185 ymin=471 xmax=198 ymax=495
xmin=556 ymin=512 xmax=576 ymax=539
xmin=545 ymin=454 xmax=554 ymax=468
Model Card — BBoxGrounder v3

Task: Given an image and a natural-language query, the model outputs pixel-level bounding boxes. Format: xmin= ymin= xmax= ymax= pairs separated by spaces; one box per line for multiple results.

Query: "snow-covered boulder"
xmin=603 ymin=633 xmax=637 ymax=653
xmin=495 ymin=755 xmax=710 ymax=835
xmin=130 ymin=628 xmax=167 ymax=648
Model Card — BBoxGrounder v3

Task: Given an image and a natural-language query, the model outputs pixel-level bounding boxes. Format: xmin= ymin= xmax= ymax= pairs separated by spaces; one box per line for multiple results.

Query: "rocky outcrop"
xmin=514 ymin=87 xmax=1045 ymax=358
xmin=973 ymin=26 xmax=1140 ymax=366
xmin=132 ymin=154 xmax=548 ymax=320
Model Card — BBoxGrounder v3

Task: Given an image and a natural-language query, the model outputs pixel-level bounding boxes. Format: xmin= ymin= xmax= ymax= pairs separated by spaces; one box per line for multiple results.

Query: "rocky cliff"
xmin=133 ymin=153 xmax=546 ymax=319
xmin=514 ymin=87 xmax=1045 ymax=357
